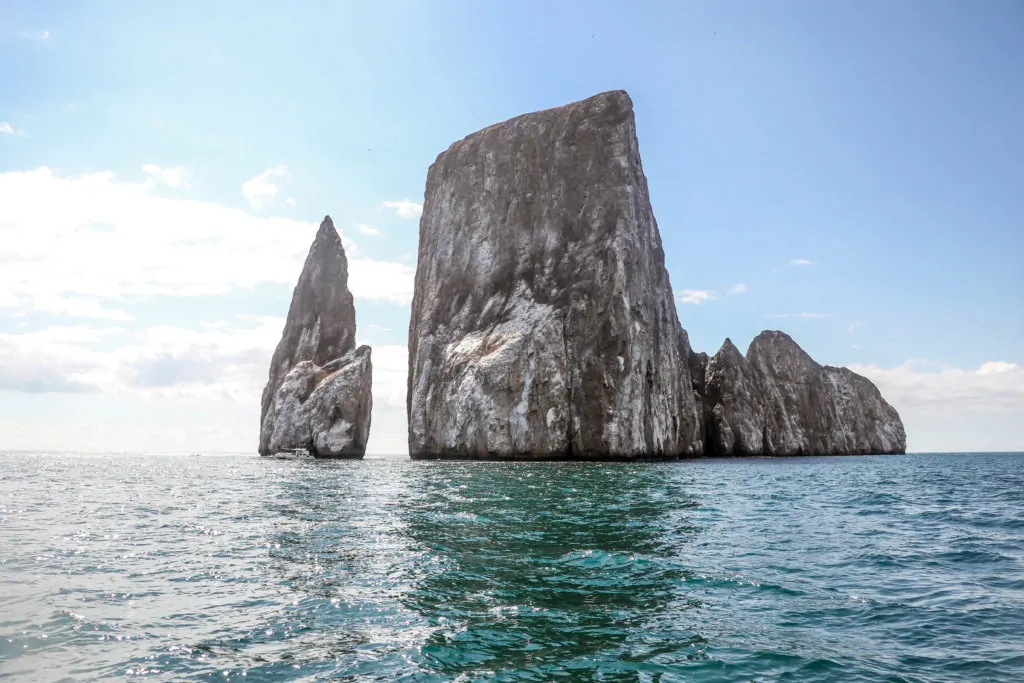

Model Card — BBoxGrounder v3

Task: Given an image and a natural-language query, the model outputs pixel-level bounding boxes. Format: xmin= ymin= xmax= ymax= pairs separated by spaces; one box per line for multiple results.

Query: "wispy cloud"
xmin=846 ymin=359 xmax=1024 ymax=451
xmin=765 ymin=313 xmax=831 ymax=319
xmin=19 ymin=30 xmax=50 ymax=40
xmin=142 ymin=164 xmax=190 ymax=189
xmin=848 ymin=322 xmax=863 ymax=334
xmin=1 ymin=122 xmax=26 ymax=137
xmin=850 ymin=360 xmax=1024 ymax=412
xmin=242 ymin=166 xmax=288 ymax=209
xmin=789 ymin=259 xmax=816 ymax=266
xmin=0 ymin=318 xmax=414 ymax=452
xmin=676 ymin=289 xmax=715 ymax=305
xmin=0 ymin=166 xmax=417 ymax=309
xmin=677 ymin=284 xmax=746 ymax=303
xmin=356 ymin=224 xmax=380 ymax=236
xmin=381 ymin=199 xmax=422 ymax=219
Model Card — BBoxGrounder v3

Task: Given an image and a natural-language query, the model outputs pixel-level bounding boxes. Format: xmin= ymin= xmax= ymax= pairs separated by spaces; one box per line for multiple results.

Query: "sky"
xmin=1 ymin=0 xmax=1022 ymax=454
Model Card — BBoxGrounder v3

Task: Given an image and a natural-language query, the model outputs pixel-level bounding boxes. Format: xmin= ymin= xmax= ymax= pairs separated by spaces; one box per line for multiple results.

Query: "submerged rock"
xmin=702 ymin=331 xmax=905 ymax=455
xmin=407 ymin=90 xmax=702 ymax=459
xmin=258 ymin=216 xmax=372 ymax=457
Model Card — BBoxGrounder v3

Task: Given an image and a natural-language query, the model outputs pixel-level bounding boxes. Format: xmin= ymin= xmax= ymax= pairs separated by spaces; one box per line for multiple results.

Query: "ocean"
xmin=1 ymin=452 xmax=1022 ymax=682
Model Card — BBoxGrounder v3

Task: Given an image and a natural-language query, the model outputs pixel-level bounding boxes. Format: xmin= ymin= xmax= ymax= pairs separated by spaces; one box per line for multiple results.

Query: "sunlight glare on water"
xmin=1 ymin=452 xmax=1023 ymax=681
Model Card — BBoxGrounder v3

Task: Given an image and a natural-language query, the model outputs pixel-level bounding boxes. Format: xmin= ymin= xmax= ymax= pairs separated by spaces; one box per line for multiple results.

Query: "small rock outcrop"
xmin=258 ymin=216 xmax=372 ymax=458
xmin=407 ymin=90 xmax=702 ymax=459
xmin=701 ymin=331 xmax=905 ymax=455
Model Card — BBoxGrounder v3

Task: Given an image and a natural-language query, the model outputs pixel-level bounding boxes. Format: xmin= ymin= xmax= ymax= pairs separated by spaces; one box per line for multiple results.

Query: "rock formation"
xmin=404 ymin=89 xmax=906 ymax=459
xmin=701 ymin=331 xmax=906 ymax=455
xmin=258 ymin=216 xmax=372 ymax=458
xmin=702 ymin=338 xmax=766 ymax=456
xmin=406 ymin=90 xmax=702 ymax=459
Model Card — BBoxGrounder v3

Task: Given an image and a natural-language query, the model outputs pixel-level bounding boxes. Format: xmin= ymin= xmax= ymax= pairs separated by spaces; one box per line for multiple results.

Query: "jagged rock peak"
xmin=719 ymin=337 xmax=740 ymax=355
xmin=699 ymin=330 xmax=906 ymax=456
xmin=747 ymin=330 xmax=817 ymax=369
xmin=258 ymin=215 xmax=371 ymax=457
xmin=407 ymin=89 xmax=702 ymax=459
xmin=703 ymin=337 xmax=766 ymax=456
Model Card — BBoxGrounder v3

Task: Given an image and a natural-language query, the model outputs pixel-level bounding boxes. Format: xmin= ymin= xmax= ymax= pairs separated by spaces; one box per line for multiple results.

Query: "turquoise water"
xmin=1 ymin=453 xmax=1022 ymax=682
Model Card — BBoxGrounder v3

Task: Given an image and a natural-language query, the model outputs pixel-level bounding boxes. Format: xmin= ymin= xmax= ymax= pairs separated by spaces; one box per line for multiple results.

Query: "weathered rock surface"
xmin=703 ymin=338 xmax=765 ymax=456
xmin=701 ymin=331 xmax=905 ymax=456
xmin=407 ymin=90 xmax=702 ymax=459
xmin=258 ymin=216 xmax=372 ymax=457
xmin=261 ymin=346 xmax=372 ymax=457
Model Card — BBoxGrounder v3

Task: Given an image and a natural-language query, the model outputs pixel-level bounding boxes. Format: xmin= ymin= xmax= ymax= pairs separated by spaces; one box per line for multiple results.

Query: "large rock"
xmin=407 ymin=90 xmax=702 ymax=459
xmin=258 ymin=216 xmax=372 ymax=457
xmin=701 ymin=331 xmax=905 ymax=455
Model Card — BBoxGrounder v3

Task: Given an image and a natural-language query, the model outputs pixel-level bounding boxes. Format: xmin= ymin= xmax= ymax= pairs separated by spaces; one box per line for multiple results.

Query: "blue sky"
xmin=1 ymin=0 xmax=1022 ymax=453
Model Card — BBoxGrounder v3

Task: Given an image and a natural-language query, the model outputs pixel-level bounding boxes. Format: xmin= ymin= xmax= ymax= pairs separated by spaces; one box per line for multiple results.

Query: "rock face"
xmin=407 ymin=90 xmax=702 ymax=459
xmin=258 ymin=216 xmax=372 ymax=457
xmin=703 ymin=338 xmax=765 ymax=456
xmin=701 ymin=331 xmax=905 ymax=456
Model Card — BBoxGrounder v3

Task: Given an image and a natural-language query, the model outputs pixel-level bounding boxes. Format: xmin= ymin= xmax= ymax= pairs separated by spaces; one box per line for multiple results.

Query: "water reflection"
xmin=210 ymin=459 xmax=438 ymax=679
xmin=5 ymin=454 xmax=1023 ymax=681
xmin=396 ymin=462 xmax=708 ymax=679
xmin=221 ymin=459 xmax=711 ymax=680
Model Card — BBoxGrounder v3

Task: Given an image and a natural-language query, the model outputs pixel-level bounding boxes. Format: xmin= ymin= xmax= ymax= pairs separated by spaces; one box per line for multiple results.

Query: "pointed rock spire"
xmin=259 ymin=216 xmax=372 ymax=457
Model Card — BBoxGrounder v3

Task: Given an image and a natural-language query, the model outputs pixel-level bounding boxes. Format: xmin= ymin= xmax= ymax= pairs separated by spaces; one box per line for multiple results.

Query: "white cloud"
xmin=765 ymin=313 xmax=830 ymax=319
xmin=1 ymin=122 xmax=26 ymax=137
xmin=142 ymin=164 xmax=190 ymax=189
xmin=977 ymin=361 xmax=1019 ymax=375
xmin=242 ymin=166 xmax=288 ymax=209
xmin=848 ymin=322 xmax=863 ymax=334
xmin=0 ymin=320 xmax=413 ymax=454
xmin=356 ymin=224 xmax=380 ymax=236
xmin=284 ymin=197 xmax=296 ymax=206
xmin=677 ymin=285 xmax=746 ymax=303
xmin=855 ymin=359 xmax=1024 ymax=411
xmin=381 ymin=199 xmax=423 ymax=219
xmin=0 ymin=166 xmax=419 ymax=452
xmin=158 ymin=167 xmax=189 ymax=189
xmin=789 ymin=259 xmax=816 ymax=266
xmin=0 ymin=167 xmax=416 ymax=309
xmin=676 ymin=289 xmax=715 ymax=305
xmin=116 ymin=317 xmax=282 ymax=401
xmin=0 ymin=326 xmax=120 ymax=393
xmin=848 ymin=360 xmax=1024 ymax=451
xmin=19 ymin=30 xmax=50 ymax=40
xmin=25 ymin=294 xmax=135 ymax=321
xmin=0 ymin=317 xmax=278 ymax=400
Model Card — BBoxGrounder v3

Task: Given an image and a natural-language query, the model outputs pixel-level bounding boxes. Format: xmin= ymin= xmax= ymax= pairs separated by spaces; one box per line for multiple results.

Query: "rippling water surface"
xmin=1 ymin=452 xmax=1022 ymax=681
